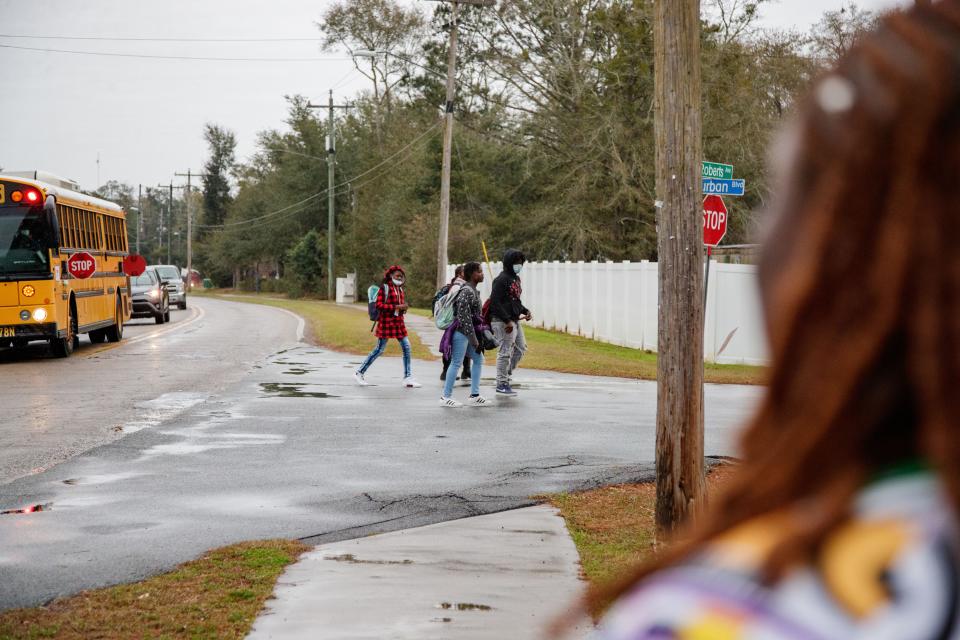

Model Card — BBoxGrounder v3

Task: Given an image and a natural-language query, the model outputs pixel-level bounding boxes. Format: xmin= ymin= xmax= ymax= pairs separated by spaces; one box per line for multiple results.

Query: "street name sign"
xmin=702 ymin=161 xmax=734 ymax=180
xmin=703 ymin=195 xmax=728 ymax=247
xmin=67 ymin=252 xmax=96 ymax=279
xmin=702 ymin=178 xmax=746 ymax=197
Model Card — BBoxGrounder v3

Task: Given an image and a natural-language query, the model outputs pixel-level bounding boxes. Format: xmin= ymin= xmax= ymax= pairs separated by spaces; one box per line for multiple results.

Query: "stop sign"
xmin=703 ymin=195 xmax=728 ymax=247
xmin=122 ymin=254 xmax=147 ymax=277
xmin=67 ymin=252 xmax=97 ymax=279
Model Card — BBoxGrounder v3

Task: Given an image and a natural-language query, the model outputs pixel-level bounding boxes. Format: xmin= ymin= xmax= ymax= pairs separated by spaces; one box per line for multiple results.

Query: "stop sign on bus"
xmin=703 ymin=195 xmax=728 ymax=247
xmin=67 ymin=252 xmax=96 ymax=279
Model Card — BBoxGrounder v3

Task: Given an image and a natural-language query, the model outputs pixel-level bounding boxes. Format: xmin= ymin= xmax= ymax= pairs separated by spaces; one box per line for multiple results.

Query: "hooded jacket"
xmin=489 ymin=249 xmax=529 ymax=323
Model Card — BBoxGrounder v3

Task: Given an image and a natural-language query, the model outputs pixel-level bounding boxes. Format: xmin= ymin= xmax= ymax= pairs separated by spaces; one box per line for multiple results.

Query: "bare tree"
xmin=317 ymin=0 xmax=427 ymax=105
xmin=810 ymin=2 xmax=876 ymax=63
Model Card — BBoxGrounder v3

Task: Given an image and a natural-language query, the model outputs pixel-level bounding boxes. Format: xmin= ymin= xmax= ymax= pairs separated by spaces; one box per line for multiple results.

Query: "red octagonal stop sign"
xmin=67 ymin=251 xmax=97 ymax=279
xmin=703 ymin=195 xmax=728 ymax=247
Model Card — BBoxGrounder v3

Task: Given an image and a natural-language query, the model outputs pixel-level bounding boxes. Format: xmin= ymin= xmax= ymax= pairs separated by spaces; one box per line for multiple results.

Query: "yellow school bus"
xmin=0 ymin=171 xmax=131 ymax=357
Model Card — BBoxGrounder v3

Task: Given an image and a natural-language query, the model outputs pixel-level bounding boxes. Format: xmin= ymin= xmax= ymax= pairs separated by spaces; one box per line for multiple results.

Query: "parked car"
xmin=130 ymin=268 xmax=170 ymax=324
xmin=150 ymin=264 xmax=187 ymax=309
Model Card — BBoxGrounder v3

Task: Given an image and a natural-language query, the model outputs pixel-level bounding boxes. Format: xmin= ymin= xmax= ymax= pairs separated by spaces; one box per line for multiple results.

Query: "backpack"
xmin=367 ymin=285 xmax=384 ymax=322
xmin=434 ymin=284 xmax=461 ymax=330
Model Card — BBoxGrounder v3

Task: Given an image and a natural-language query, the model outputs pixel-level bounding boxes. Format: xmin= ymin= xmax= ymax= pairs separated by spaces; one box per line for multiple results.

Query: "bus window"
xmin=0 ymin=184 xmax=55 ymax=278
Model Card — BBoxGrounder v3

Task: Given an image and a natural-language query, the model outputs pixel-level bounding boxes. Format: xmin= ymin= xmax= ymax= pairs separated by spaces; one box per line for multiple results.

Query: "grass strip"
xmin=547 ymin=466 xmax=733 ymax=589
xmin=196 ymin=292 xmax=436 ymax=361
xmin=0 ymin=540 xmax=307 ymax=640
xmin=411 ymin=307 xmax=763 ymax=384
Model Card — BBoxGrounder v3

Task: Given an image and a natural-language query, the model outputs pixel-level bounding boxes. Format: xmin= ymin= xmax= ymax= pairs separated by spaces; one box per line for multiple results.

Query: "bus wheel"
xmin=89 ymin=329 xmax=107 ymax=344
xmin=51 ymin=301 xmax=77 ymax=358
xmin=106 ymin=298 xmax=123 ymax=343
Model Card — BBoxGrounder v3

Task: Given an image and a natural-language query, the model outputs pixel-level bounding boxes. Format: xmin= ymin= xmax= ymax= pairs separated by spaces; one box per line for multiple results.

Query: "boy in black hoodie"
xmin=489 ymin=249 xmax=531 ymax=396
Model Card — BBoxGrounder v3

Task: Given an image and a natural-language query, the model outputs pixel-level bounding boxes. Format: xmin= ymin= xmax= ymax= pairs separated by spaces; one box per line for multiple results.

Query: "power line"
xmin=200 ymin=120 xmax=442 ymax=230
xmin=0 ymin=43 xmax=350 ymax=62
xmin=0 ymin=33 xmax=324 ymax=42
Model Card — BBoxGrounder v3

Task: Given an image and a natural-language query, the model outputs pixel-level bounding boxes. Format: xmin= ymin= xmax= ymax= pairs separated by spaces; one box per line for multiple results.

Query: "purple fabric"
xmin=440 ymin=320 xmax=460 ymax=361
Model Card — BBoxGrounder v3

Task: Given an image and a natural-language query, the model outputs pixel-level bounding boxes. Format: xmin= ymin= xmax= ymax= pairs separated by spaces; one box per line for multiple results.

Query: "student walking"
xmin=439 ymin=262 xmax=488 ymax=407
xmin=354 ymin=265 xmax=421 ymax=388
xmin=433 ymin=266 xmax=471 ymax=384
xmin=489 ymin=249 xmax=531 ymax=396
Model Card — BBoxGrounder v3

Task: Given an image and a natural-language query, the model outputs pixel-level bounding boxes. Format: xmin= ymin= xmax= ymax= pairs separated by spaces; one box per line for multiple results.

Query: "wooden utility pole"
xmin=429 ymin=0 xmax=494 ymax=289
xmin=653 ymin=0 xmax=705 ymax=533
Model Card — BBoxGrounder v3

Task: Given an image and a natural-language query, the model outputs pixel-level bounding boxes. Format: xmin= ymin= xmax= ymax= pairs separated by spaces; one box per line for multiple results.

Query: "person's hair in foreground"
xmin=587 ymin=0 xmax=960 ymax=629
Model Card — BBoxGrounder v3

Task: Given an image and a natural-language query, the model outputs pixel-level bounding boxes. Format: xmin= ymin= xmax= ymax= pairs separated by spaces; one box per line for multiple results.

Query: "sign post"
xmin=66 ymin=252 xmax=96 ymax=280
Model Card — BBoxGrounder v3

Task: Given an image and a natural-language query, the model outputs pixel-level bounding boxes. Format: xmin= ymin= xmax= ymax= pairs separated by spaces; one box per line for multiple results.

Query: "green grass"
xmin=414 ymin=305 xmax=764 ymax=384
xmin=197 ymin=291 xmax=436 ymax=361
xmin=0 ymin=540 xmax=308 ymax=640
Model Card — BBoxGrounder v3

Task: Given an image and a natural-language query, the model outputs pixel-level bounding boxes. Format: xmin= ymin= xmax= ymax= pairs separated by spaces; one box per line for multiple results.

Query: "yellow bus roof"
xmin=0 ymin=172 xmax=125 ymax=215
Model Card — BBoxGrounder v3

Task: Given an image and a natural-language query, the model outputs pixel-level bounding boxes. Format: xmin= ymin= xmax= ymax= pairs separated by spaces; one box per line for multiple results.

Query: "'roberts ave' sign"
xmin=701 ymin=161 xmax=734 ymax=180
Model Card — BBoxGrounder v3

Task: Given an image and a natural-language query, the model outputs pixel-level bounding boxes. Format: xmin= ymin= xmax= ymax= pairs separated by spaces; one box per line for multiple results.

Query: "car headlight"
xmin=147 ymin=288 xmax=160 ymax=300
xmin=32 ymin=308 xmax=47 ymax=322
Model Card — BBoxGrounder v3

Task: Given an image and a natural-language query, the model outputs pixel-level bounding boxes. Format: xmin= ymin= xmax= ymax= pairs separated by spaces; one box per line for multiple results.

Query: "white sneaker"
xmin=439 ymin=397 xmax=463 ymax=408
xmin=465 ymin=395 xmax=490 ymax=407
xmin=403 ymin=378 xmax=422 ymax=388
xmin=354 ymin=371 xmax=369 ymax=386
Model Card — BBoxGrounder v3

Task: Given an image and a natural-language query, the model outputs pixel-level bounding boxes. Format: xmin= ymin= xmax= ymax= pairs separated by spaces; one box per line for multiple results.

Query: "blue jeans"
xmin=443 ymin=331 xmax=483 ymax=398
xmin=358 ymin=337 xmax=412 ymax=378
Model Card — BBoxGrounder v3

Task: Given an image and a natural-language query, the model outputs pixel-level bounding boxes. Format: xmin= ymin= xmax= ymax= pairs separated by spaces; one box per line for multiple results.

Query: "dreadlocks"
xmin=590 ymin=0 xmax=960 ymax=615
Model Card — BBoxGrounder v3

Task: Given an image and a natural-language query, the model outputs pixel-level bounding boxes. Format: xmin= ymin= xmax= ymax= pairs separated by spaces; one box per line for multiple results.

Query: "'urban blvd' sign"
xmin=702 ymin=178 xmax=746 ymax=197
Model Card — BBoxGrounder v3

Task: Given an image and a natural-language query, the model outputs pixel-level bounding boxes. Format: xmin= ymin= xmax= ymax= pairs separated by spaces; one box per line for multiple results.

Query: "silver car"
xmin=149 ymin=265 xmax=187 ymax=309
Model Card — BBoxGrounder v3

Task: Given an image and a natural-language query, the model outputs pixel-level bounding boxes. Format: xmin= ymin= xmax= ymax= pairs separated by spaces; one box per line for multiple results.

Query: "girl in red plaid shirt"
xmin=354 ymin=265 xmax=421 ymax=388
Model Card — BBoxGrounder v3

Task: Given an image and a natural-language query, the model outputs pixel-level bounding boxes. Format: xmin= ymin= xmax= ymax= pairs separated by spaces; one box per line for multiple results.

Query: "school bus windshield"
xmin=0 ymin=203 xmax=55 ymax=277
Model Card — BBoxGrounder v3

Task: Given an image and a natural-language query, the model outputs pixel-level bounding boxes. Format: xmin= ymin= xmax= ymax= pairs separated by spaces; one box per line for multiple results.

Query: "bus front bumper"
xmin=0 ymin=323 xmax=60 ymax=341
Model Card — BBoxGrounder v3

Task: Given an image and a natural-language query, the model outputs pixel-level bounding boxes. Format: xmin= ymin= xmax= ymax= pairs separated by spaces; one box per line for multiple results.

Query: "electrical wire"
xmin=200 ymin=120 xmax=442 ymax=230
xmin=0 ymin=43 xmax=349 ymax=62
xmin=0 ymin=33 xmax=324 ymax=42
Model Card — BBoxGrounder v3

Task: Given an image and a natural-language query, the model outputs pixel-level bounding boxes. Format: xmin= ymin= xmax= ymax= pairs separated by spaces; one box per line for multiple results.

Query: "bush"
xmin=285 ymin=230 xmax=325 ymax=297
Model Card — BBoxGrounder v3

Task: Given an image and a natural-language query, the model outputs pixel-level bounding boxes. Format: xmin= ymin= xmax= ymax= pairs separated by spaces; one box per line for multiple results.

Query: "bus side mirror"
xmin=44 ymin=196 xmax=62 ymax=247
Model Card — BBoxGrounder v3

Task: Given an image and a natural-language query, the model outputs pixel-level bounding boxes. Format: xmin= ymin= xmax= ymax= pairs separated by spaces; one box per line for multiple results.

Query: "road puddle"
xmin=122 ymin=392 xmax=207 ymax=434
xmin=259 ymin=383 xmax=339 ymax=398
xmin=1 ymin=503 xmax=51 ymax=515
xmin=324 ymin=553 xmax=414 ymax=566
xmin=60 ymin=472 xmax=144 ymax=486
xmin=438 ymin=602 xmax=493 ymax=611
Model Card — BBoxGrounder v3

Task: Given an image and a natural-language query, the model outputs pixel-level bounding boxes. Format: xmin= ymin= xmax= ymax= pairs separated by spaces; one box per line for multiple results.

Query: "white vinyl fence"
xmin=448 ymin=260 xmax=768 ymax=365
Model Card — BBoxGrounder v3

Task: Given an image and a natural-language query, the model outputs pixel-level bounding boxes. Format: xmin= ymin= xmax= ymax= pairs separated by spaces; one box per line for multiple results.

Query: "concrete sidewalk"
xmin=248 ymin=505 xmax=592 ymax=639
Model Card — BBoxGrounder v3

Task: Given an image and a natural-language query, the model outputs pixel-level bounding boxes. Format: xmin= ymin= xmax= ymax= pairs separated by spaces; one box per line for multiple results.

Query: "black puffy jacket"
xmin=489 ymin=249 xmax=529 ymax=323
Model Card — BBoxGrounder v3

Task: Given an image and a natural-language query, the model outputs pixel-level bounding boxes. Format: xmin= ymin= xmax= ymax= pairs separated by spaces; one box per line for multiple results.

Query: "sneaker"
xmin=496 ymin=384 xmax=518 ymax=396
xmin=459 ymin=377 xmax=472 ymax=387
xmin=439 ymin=397 xmax=463 ymax=408
xmin=403 ymin=378 xmax=422 ymax=388
xmin=465 ymin=395 xmax=490 ymax=407
xmin=354 ymin=371 xmax=369 ymax=386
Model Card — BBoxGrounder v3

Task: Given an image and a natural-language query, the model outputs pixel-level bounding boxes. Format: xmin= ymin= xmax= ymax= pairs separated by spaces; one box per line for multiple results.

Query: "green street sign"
xmin=702 ymin=161 xmax=734 ymax=180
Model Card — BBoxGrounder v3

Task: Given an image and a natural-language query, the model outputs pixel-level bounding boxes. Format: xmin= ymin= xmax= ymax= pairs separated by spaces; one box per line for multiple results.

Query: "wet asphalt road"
xmin=0 ymin=297 xmax=762 ymax=611
xmin=0 ymin=297 xmax=301 ymax=485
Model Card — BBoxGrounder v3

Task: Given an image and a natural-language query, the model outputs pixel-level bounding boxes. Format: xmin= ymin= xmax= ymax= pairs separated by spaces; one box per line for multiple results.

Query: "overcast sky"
xmin=0 ymin=0 xmax=909 ymax=192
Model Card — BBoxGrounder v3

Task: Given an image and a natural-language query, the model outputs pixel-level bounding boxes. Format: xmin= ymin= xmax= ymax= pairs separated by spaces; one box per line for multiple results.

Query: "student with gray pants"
xmin=489 ymin=249 xmax=531 ymax=396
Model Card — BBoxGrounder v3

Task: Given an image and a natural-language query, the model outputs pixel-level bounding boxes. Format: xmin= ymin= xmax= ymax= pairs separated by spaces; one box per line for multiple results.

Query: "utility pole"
xmin=137 ymin=184 xmax=142 ymax=255
xmin=429 ymin=0 xmax=494 ymax=289
xmin=175 ymin=169 xmax=210 ymax=284
xmin=157 ymin=182 xmax=185 ymax=265
xmin=653 ymin=0 xmax=705 ymax=534
xmin=307 ymin=92 xmax=350 ymax=300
